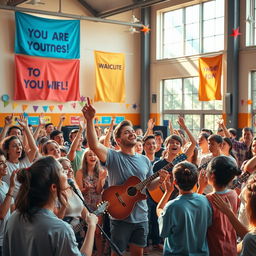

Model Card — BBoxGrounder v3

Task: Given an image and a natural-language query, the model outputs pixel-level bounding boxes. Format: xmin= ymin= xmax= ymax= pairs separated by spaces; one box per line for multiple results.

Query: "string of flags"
xmin=2 ymin=93 xmax=141 ymax=112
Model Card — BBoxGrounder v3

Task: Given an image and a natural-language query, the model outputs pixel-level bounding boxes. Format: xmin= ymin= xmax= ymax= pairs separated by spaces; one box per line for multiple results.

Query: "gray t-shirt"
xmin=3 ymin=208 xmax=85 ymax=256
xmin=105 ymin=149 xmax=153 ymax=223
xmin=3 ymin=157 xmax=31 ymax=198
xmin=241 ymin=232 xmax=256 ymax=256
xmin=0 ymin=181 xmax=13 ymax=246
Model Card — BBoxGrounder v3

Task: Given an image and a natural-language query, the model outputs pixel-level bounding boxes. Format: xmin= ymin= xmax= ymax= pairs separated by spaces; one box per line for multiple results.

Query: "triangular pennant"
xmin=49 ymin=106 xmax=55 ymax=112
xmin=58 ymin=105 xmax=63 ymax=111
xmin=80 ymin=96 xmax=86 ymax=102
xmin=42 ymin=106 xmax=49 ymax=112
xmin=4 ymin=101 xmax=9 ymax=107
xmin=33 ymin=106 xmax=39 ymax=112
xmin=71 ymin=103 xmax=76 ymax=109
xmin=126 ymin=104 xmax=130 ymax=109
xmin=22 ymin=104 xmax=28 ymax=112
xmin=79 ymin=101 xmax=85 ymax=107
xmin=12 ymin=102 xmax=18 ymax=110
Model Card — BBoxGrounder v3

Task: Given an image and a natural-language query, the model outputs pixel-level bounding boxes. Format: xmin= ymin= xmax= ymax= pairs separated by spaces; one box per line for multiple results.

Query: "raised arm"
xmin=156 ymin=174 xmax=174 ymax=217
xmin=177 ymin=116 xmax=196 ymax=159
xmin=33 ymin=114 xmax=46 ymax=141
xmin=103 ymin=117 xmax=115 ymax=148
xmin=82 ymin=98 xmax=108 ymax=163
xmin=57 ymin=114 xmax=66 ymax=131
xmin=67 ymin=121 xmax=85 ymax=161
xmin=18 ymin=115 xmax=38 ymax=162
xmin=168 ymin=120 xmax=174 ymax=135
xmin=0 ymin=115 xmax=13 ymax=141
xmin=144 ymin=118 xmax=155 ymax=137
xmin=218 ymin=119 xmax=231 ymax=138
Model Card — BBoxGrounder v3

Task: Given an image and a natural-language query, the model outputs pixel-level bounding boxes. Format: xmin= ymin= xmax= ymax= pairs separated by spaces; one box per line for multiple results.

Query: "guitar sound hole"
xmin=127 ymin=187 xmax=137 ymax=196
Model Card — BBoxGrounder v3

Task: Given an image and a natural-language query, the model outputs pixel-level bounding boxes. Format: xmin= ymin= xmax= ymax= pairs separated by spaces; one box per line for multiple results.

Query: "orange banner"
xmin=198 ymin=55 xmax=222 ymax=101
xmin=14 ymin=55 xmax=80 ymax=102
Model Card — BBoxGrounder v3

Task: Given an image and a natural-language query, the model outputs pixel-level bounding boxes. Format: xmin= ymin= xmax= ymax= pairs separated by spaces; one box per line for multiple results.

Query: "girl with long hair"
xmin=76 ymin=148 xmax=107 ymax=256
xmin=3 ymin=156 xmax=97 ymax=256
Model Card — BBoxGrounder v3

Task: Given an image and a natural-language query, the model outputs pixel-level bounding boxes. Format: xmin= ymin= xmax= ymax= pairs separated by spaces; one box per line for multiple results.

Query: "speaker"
xmin=225 ymin=93 xmax=232 ymax=115
xmin=153 ymin=125 xmax=168 ymax=140
xmin=61 ymin=125 xmax=79 ymax=144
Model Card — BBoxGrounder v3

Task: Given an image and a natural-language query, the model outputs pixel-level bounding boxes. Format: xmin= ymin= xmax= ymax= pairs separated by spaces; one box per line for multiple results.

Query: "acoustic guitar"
xmin=64 ymin=201 xmax=108 ymax=236
xmin=102 ymin=154 xmax=187 ymax=220
xmin=149 ymin=158 xmax=213 ymax=202
xmin=230 ymin=171 xmax=251 ymax=190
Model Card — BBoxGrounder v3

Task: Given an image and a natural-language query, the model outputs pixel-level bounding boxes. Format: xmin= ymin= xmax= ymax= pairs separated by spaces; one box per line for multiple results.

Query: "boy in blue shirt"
xmin=157 ymin=161 xmax=212 ymax=255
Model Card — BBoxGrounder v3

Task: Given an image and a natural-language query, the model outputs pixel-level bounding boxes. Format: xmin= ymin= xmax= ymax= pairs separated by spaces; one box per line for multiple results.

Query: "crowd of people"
xmin=0 ymin=100 xmax=255 ymax=256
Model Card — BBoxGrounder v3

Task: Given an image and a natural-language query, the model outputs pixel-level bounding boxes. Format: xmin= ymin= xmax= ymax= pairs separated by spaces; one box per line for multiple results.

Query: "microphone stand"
xmin=70 ymin=184 xmax=123 ymax=256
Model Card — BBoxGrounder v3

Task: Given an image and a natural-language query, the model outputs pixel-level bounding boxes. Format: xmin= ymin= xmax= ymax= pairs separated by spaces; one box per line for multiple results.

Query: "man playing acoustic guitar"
xmin=82 ymin=98 xmax=167 ymax=256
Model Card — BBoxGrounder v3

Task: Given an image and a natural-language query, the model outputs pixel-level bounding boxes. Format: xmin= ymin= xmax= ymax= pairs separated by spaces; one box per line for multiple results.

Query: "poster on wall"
xmin=94 ymin=51 xmax=125 ymax=103
xmin=14 ymin=55 xmax=80 ymax=102
xmin=198 ymin=54 xmax=222 ymax=101
xmin=15 ymin=12 xmax=80 ymax=59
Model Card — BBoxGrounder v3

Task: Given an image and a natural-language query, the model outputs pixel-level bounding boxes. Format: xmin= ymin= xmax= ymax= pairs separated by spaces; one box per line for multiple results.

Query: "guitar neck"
xmin=137 ymin=153 xmax=187 ymax=191
xmin=231 ymin=171 xmax=251 ymax=190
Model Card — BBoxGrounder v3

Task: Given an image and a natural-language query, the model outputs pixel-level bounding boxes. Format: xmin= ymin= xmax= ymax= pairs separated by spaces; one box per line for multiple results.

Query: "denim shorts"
xmin=110 ymin=220 xmax=148 ymax=253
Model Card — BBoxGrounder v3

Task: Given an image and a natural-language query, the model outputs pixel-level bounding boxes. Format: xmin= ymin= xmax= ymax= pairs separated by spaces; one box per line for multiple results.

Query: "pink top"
xmin=206 ymin=190 xmax=240 ymax=256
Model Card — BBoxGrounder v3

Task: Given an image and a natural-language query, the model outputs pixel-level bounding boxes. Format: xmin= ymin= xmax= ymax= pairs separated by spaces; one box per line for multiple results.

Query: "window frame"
xmin=158 ymin=0 xmax=225 ymax=59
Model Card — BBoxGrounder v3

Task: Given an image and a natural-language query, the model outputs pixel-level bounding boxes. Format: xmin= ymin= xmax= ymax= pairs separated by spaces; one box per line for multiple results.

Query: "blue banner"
xmin=15 ymin=12 xmax=80 ymax=59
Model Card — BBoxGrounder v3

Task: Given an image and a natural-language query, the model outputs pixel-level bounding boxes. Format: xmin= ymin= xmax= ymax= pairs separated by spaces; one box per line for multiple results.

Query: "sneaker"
xmin=153 ymin=244 xmax=163 ymax=251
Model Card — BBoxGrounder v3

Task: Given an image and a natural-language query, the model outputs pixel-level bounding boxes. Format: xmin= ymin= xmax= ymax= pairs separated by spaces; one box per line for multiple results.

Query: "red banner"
xmin=14 ymin=55 xmax=80 ymax=102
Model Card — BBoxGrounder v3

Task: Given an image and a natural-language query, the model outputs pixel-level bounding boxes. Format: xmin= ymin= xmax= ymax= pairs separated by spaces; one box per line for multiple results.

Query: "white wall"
xmin=0 ymin=0 xmax=141 ymax=116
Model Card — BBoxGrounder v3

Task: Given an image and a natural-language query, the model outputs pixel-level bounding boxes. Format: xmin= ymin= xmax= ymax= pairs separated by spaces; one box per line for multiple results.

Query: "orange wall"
xmin=0 ymin=113 xmax=141 ymax=127
xmin=222 ymin=113 xmax=252 ymax=129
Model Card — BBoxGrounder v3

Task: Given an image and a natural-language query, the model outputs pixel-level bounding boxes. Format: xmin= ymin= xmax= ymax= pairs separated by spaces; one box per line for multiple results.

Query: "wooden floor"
xmin=123 ymin=247 xmax=162 ymax=256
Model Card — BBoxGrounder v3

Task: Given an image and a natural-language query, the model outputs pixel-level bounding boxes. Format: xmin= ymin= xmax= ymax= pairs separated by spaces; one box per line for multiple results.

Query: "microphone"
xmin=67 ymin=178 xmax=77 ymax=191
xmin=67 ymin=178 xmax=80 ymax=194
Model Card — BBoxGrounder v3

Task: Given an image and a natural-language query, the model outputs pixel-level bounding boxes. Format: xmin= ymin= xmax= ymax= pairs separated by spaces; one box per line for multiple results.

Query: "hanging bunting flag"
xmin=79 ymin=101 xmax=85 ymax=107
xmin=42 ymin=106 xmax=49 ymax=112
xmin=33 ymin=106 xmax=39 ymax=112
xmin=22 ymin=104 xmax=28 ymax=112
xmin=14 ymin=55 xmax=80 ymax=102
xmin=94 ymin=51 xmax=125 ymax=103
xmin=80 ymin=96 xmax=86 ymax=102
xmin=15 ymin=12 xmax=80 ymax=59
xmin=12 ymin=102 xmax=18 ymax=110
xmin=71 ymin=103 xmax=76 ymax=109
xmin=49 ymin=105 xmax=55 ymax=112
xmin=4 ymin=101 xmax=9 ymax=107
xmin=58 ymin=105 xmax=63 ymax=111
xmin=126 ymin=104 xmax=130 ymax=109
xmin=198 ymin=54 xmax=222 ymax=101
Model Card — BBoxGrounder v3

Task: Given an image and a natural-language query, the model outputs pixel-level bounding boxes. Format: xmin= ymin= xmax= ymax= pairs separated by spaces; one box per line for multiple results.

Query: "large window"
xmin=246 ymin=0 xmax=256 ymax=46
xmin=162 ymin=78 xmax=222 ymax=135
xmin=160 ymin=0 xmax=224 ymax=59
xmin=251 ymin=71 xmax=256 ymax=133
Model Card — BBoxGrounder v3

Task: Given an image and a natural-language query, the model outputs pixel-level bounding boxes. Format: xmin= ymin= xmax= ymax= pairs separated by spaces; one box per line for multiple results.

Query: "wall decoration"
xmin=15 ymin=12 xmax=80 ymax=59
xmin=14 ymin=55 xmax=80 ymax=102
xmin=33 ymin=106 xmax=39 ymax=112
xmin=230 ymin=27 xmax=241 ymax=37
xmin=42 ymin=106 xmax=49 ymax=112
xmin=58 ymin=105 xmax=63 ymax=111
xmin=94 ymin=51 xmax=125 ymax=103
